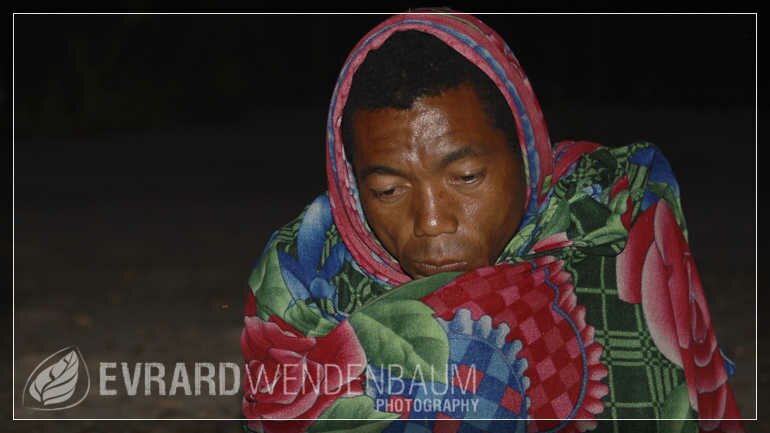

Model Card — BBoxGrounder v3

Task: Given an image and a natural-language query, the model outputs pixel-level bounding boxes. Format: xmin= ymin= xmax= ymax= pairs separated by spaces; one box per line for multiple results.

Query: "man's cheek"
xmin=379 ymin=223 xmax=408 ymax=259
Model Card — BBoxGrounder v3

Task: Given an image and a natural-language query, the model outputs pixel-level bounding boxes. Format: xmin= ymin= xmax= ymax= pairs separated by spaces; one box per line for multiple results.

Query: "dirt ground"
xmin=7 ymin=107 xmax=763 ymax=432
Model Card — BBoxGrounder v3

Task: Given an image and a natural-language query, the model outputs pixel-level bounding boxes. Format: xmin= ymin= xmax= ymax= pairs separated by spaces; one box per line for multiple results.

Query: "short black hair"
xmin=342 ymin=30 xmax=518 ymax=161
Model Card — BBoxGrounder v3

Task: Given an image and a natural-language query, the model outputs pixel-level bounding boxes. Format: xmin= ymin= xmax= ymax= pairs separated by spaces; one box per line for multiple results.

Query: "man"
xmin=241 ymin=11 xmax=743 ymax=433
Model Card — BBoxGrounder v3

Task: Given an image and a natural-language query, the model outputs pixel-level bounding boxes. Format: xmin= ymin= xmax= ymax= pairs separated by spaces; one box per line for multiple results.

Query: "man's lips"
xmin=410 ymin=260 xmax=469 ymax=277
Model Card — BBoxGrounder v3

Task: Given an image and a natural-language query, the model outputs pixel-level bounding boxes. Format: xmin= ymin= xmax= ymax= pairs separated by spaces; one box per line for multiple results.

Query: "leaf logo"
xmin=29 ymin=350 xmax=79 ymax=406
xmin=22 ymin=346 xmax=90 ymax=411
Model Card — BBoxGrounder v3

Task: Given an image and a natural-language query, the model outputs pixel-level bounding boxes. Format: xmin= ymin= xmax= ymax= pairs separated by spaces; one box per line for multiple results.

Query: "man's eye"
xmin=372 ymin=186 xmax=403 ymax=200
xmin=452 ymin=171 xmax=485 ymax=185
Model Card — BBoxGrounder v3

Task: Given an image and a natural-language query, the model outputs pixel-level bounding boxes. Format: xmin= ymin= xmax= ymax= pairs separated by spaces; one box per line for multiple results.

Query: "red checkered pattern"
xmin=501 ymin=386 xmax=524 ymax=414
xmin=421 ymin=257 xmax=607 ymax=433
xmin=451 ymin=364 xmax=484 ymax=393
xmin=433 ymin=413 xmax=462 ymax=433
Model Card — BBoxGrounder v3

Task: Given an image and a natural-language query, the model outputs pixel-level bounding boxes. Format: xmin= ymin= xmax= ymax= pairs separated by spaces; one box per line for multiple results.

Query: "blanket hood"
xmin=326 ymin=10 xmax=554 ymax=286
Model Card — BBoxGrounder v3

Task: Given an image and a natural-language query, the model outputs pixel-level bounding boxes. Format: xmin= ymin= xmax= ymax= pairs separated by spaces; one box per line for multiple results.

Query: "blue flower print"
xmin=277 ymin=195 xmax=350 ymax=320
xmin=630 ymin=145 xmax=681 ymax=211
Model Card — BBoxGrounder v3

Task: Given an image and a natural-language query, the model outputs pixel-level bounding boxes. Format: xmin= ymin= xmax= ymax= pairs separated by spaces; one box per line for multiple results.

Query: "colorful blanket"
xmin=240 ymin=11 xmax=743 ymax=433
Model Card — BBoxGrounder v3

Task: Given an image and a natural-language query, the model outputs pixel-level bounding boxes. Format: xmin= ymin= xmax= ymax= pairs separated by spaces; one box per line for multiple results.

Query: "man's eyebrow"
xmin=438 ymin=146 xmax=482 ymax=170
xmin=358 ymin=165 xmax=408 ymax=181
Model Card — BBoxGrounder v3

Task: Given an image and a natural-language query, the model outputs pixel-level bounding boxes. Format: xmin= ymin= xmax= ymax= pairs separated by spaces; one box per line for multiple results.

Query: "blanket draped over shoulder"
xmin=241 ymin=10 xmax=743 ymax=433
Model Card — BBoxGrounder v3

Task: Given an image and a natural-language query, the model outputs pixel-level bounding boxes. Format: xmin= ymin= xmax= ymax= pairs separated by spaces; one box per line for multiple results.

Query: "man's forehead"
xmin=353 ymin=84 xmax=490 ymax=143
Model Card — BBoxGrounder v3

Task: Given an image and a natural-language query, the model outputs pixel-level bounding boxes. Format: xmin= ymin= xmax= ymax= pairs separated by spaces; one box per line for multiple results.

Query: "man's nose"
xmin=412 ymin=186 xmax=458 ymax=237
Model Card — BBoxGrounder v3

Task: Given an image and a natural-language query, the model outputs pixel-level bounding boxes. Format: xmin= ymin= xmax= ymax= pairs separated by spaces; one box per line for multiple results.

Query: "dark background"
xmin=10 ymin=12 xmax=761 ymax=432
xmin=13 ymin=14 xmax=756 ymax=207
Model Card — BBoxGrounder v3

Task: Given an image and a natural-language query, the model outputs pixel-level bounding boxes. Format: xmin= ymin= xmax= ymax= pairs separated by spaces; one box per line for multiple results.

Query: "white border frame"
xmin=11 ymin=10 xmax=759 ymax=424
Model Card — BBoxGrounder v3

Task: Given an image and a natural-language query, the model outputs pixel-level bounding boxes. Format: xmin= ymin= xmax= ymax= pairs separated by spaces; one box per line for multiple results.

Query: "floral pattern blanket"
xmin=240 ymin=10 xmax=743 ymax=433
xmin=241 ymin=141 xmax=743 ymax=433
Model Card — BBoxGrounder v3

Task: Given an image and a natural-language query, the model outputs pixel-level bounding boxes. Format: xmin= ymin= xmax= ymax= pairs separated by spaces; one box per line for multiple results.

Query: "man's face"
xmin=351 ymin=83 xmax=527 ymax=279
